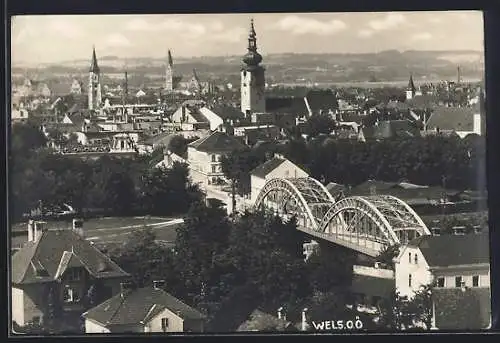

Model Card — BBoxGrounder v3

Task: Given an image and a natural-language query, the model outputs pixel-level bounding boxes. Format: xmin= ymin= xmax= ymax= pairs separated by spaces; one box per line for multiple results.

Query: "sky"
xmin=11 ymin=11 xmax=484 ymax=65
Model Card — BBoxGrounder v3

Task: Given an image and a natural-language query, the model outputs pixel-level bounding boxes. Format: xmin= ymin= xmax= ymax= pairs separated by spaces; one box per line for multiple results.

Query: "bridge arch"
xmin=253 ymin=177 xmax=430 ymax=256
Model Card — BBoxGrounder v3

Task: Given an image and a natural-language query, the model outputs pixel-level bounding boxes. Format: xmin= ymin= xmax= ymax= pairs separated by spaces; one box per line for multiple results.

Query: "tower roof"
xmin=407 ymin=73 xmax=416 ymax=92
xmin=243 ymin=18 xmax=263 ymax=67
xmin=167 ymin=49 xmax=173 ymax=67
xmin=89 ymin=46 xmax=100 ymax=73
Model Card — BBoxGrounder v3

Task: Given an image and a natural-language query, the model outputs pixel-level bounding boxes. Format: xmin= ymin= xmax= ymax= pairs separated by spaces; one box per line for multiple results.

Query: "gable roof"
xmin=305 ymin=89 xmax=338 ymax=113
xmin=250 ymin=157 xmax=287 ymax=178
xmin=407 ymin=233 xmax=490 ymax=267
xmin=210 ymin=105 xmax=245 ymax=121
xmin=83 ymin=286 xmax=205 ymax=327
xmin=426 ymin=106 xmax=476 ymax=132
xmin=188 ymin=131 xmax=245 ymax=153
xmin=237 ymin=309 xmax=293 ymax=332
xmin=11 ymin=229 xmax=129 ymax=285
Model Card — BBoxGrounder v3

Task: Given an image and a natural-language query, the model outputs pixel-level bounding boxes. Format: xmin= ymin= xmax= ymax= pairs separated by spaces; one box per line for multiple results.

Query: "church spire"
xmin=243 ymin=18 xmax=262 ymax=67
xmin=167 ymin=49 xmax=173 ymax=67
xmin=408 ymin=73 xmax=416 ymax=93
xmin=89 ymin=45 xmax=100 ymax=73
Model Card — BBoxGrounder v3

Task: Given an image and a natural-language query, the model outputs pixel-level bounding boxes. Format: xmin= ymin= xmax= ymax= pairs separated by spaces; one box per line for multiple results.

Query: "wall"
xmin=433 ymin=266 xmax=490 ymax=289
xmin=250 ymin=175 xmax=266 ymax=205
xmin=85 ymin=318 xmax=111 ymax=333
xmin=75 ymin=132 xmax=89 ymax=145
xmin=395 ymin=246 xmax=433 ymax=298
xmin=145 ymin=308 xmax=184 ymax=333
xmin=11 ymin=287 xmax=25 ymax=326
xmin=187 ymin=147 xmax=225 ymax=185
xmin=21 ymin=283 xmax=47 ymax=326
xmin=241 ymin=68 xmax=266 ymax=114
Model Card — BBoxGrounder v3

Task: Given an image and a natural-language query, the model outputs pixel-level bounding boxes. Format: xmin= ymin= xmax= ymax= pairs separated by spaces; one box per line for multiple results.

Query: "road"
xmin=11 ymin=216 xmax=184 ymax=249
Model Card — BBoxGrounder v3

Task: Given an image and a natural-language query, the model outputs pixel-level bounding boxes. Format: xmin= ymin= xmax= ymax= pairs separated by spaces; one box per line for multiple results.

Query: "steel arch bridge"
xmin=253 ymin=177 xmax=431 ymax=257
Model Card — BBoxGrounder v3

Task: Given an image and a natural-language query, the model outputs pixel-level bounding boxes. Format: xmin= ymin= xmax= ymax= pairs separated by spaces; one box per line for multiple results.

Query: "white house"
xmin=82 ymin=282 xmax=205 ymax=333
xmin=155 ymin=150 xmax=187 ymax=169
xmin=250 ymin=155 xmax=309 ymax=205
xmin=394 ymin=233 xmax=491 ymax=329
xmin=11 ymin=105 xmax=29 ymax=124
xmin=187 ymin=131 xmax=246 ymax=188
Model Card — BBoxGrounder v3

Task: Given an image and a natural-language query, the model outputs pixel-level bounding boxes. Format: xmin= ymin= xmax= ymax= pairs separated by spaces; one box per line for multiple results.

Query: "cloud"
xmin=358 ymin=29 xmax=374 ymax=38
xmin=368 ymin=13 xmax=406 ymax=31
xmin=104 ymin=33 xmax=132 ymax=47
xmin=411 ymin=32 xmax=433 ymax=41
xmin=210 ymin=27 xmax=246 ymax=43
xmin=273 ymin=15 xmax=347 ymax=35
xmin=47 ymin=19 xmax=85 ymax=38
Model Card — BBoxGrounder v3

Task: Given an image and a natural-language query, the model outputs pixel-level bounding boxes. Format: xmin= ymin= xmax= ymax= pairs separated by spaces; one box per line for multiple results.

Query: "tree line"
xmin=10 ymin=123 xmax=201 ymax=222
xmin=221 ymin=134 xmax=486 ymax=196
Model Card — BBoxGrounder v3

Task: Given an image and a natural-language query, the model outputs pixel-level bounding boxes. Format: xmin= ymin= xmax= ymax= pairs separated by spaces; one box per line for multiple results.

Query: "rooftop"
xmin=407 ymin=233 xmax=490 ymax=267
xmin=83 ymin=286 xmax=205 ymax=327
xmin=250 ymin=156 xmax=287 ymax=178
xmin=188 ymin=131 xmax=245 ymax=153
xmin=11 ymin=229 xmax=129 ymax=285
xmin=426 ymin=106 xmax=476 ymax=132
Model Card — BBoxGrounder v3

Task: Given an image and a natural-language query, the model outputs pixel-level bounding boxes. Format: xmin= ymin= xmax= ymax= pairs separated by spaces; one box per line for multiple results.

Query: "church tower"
xmin=240 ymin=19 xmax=266 ymax=115
xmin=165 ymin=49 xmax=174 ymax=92
xmin=88 ymin=46 xmax=102 ymax=110
xmin=406 ymin=73 xmax=416 ymax=100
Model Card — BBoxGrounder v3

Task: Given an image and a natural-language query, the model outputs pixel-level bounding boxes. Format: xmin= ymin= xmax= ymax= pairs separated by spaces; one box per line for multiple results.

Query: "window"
xmin=414 ymin=254 xmax=418 ymax=264
xmin=472 ymin=275 xmax=479 ymax=287
xmin=408 ymin=274 xmax=412 ymax=287
xmin=436 ymin=277 xmax=445 ymax=288
xmin=161 ymin=318 xmax=169 ymax=332
xmin=32 ymin=316 xmax=41 ymax=325
xmin=63 ymin=286 xmax=80 ymax=303
xmin=455 ymin=276 xmax=463 ymax=288
xmin=211 ymin=165 xmax=217 ymax=173
xmin=408 ymin=252 xmax=412 ymax=263
xmin=66 ymin=268 xmax=82 ymax=281
xmin=211 ymin=155 xmax=216 ymax=162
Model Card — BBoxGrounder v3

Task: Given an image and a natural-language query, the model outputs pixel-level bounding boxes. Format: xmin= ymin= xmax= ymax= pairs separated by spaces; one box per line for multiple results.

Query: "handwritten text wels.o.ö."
xmin=311 ymin=317 xmax=364 ymax=331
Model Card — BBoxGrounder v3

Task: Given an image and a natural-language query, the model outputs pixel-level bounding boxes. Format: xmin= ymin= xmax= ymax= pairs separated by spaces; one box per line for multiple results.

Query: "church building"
xmin=240 ymin=19 xmax=266 ymax=116
xmin=88 ymin=46 xmax=103 ymax=110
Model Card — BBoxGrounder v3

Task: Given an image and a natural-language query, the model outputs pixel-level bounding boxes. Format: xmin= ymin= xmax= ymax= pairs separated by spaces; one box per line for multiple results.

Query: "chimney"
xmin=301 ymin=308 xmax=308 ymax=331
xmin=72 ymin=218 xmax=84 ymax=237
xmin=277 ymin=306 xmax=283 ymax=320
xmin=28 ymin=220 xmax=47 ymax=242
xmin=153 ymin=280 xmax=166 ymax=290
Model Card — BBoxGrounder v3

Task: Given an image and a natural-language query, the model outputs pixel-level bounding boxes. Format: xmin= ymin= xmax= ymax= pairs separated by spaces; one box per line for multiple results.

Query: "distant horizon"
xmin=12 ymin=12 xmax=484 ymax=65
xmin=12 ymin=49 xmax=485 ymax=68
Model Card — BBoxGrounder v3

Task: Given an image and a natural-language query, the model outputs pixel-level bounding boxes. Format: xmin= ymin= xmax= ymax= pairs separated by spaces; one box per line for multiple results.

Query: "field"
xmin=11 ymin=216 xmax=183 ymax=249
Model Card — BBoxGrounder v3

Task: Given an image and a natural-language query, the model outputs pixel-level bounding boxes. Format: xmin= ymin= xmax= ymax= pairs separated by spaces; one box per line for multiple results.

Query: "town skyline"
xmin=12 ymin=11 xmax=483 ymax=65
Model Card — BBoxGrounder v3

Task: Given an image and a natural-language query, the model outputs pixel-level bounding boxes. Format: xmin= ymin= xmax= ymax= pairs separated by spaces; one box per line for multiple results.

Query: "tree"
xmin=376 ymin=244 xmax=400 ymax=270
xmin=304 ymin=113 xmax=336 ymax=138
xmin=11 ymin=123 xmax=47 ymax=158
xmin=376 ymin=291 xmax=413 ymax=330
xmin=407 ymin=284 xmax=433 ymax=330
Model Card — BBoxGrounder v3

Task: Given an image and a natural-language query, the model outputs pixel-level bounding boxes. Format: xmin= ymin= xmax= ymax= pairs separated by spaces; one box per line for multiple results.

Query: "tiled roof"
xmin=250 ymin=157 xmax=286 ymax=178
xmin=361 ymin=120 xmax=420 ymax=140
xmin=426 ymin=106 xmax=476 ymax=131
xmin=265 ymin=97 xmax=308 ymax=115
xmin=11 ymin=229 xmax=129 ymax=285
xmin=210 ymin=105 xmax=245 ymax=121
xmin=407 ymin=233 xmax=490 ymax=267
xmin=350 ymin=274 xmax=395 ymax=298
xmin=305 ymin=89 xmax=338 ymax=113
xmin=237 ymin=309 xmax=293 ymax=332
xmin=407 ymin=95 xmax=439 ymax=109
xmin=83 ymin=287 xmax=205 ymax=326
xmin=188 ymin=131 xmax=245 ymax=153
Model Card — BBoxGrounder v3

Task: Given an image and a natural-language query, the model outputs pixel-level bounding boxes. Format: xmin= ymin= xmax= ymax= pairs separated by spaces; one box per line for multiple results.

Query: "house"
xmin=11 ymin=104 xmax=29 ymax=124
xmin=187 ymin=131 xmax=246 ymax=187
xmin=237 ymin=308 xmax=295 ymax=332
xmin=424 ymin=105 xmax=484 ymax=138
xmin=349 ymin=265 xmax=395 ymax=313
xmin=82 ymin=281 xmax=205 ymax=333
xmin=250 ymin=155 xmax=309 ymax=204
xmin=171 ymin=101 xmax=211 ymax=131
xmin=137 ymin=132 xmax=174 ymax=155
xmin=11 ymin=220 xmax=130 ymax=329
xmin=394 ymin=233 xmax=490 ymax=329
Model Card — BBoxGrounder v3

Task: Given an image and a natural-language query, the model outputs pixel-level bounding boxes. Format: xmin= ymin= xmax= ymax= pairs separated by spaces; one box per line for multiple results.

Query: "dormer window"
xmin=66 ymin=268 xmax=83 ymax=282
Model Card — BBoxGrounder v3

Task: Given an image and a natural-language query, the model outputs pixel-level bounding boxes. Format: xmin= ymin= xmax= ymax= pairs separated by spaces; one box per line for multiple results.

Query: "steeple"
xmin=408 ymin=73 xmax=416 ymax=93
xmin=89 ymin=45 xmax=100 ymax=73
xmin=168 ymin=49 xmax=173 ymax=67
xmin=243 ymin=18 xmax=263 ymax=67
